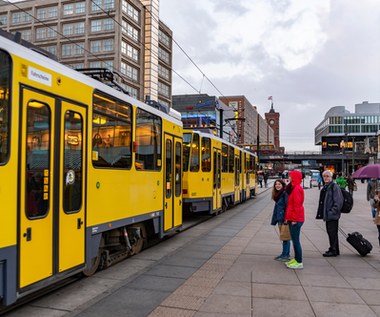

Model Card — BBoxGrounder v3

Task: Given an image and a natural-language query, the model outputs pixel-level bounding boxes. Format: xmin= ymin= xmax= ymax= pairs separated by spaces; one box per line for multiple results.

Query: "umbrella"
xmin=352 ymin=164 xmax=380 ymax=179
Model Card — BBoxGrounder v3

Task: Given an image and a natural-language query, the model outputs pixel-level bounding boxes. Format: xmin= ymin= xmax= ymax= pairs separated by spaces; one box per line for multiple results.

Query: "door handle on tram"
xmin=23 ymin=227 xmax=32 ymax=241
xmin=165 ymin=202 xmax=167 ymax=209
xmin=77 ymin=218 xmax=84 ymax=229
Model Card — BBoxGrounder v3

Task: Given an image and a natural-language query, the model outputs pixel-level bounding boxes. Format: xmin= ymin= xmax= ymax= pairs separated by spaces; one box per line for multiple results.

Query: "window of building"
xmin=121 ymin=41 xmax=139 ymax=62
xmin=11 ymin=11 xmax=32 ymax=24
xmin=158 ymin=65 xmax=170 ymax=80
xmin=91 ymin=0 xmax=114 ymax=12
xmin=92 ymin=93 xmax=132 ymax=169
xmin=159 ymin=30 xmax=170 ymax=48
xmin=158 ymin=47 xmax=170 ymax=64
xmin=43 ymin=45 xmax=57 ymax=56
xmin=135 ymin=108 xmax=162 ymax=171
xmin=122 ymin=1 xmax=139 ymax=23
xmin=68 ymin=62 xmax=84 ymax=69
xmin=19 ymin=29 xmax=32 ymax=41
xmin=90 ymin=60 xmax=113 ymax=70
xmin=36 ymin=26 xmax=57 ymax=40
xmin=121 ymin=62 xmax=138 ymax=81
xmin=63 ymin=2 xmax=86 ymax=15
xmin=62 ymin=42 xmax=84 ymax=57
xmin=63 ymin=22 xmax=85 ymax=36
xmin=122 ymin=20 xmax=139 ymax=42
xmin=158 ymin=82 xmax=170 ymax=97
xmin=0 ymin=15 xmax=7 ymax=26
xmin=120 ymin=83 xmax=138 ymax=99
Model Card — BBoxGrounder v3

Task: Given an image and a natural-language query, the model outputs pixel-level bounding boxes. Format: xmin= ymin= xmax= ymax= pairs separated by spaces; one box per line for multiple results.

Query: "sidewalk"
xmin=147 ymin=181 xmax=380 ymax=317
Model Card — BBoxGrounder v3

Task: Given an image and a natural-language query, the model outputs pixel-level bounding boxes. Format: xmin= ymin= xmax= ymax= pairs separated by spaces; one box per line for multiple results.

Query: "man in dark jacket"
xmin=316 ymin=170 xmax=344 ymax=257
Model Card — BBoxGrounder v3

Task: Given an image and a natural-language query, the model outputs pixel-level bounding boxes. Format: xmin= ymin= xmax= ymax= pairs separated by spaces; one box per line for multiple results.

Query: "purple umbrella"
xmin=352 ymin=164 xmax=380 ymax=179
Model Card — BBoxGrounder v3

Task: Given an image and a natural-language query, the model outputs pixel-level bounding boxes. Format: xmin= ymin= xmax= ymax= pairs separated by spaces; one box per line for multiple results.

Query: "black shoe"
xmin=323 ymin=251 xmax=338 ymax=257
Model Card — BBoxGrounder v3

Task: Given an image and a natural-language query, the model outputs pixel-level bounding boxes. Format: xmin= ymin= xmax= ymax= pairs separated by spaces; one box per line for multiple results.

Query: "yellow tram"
xmin=0 ymin=31 xmax=258 ymax=308
xmin=182 ymin=130 xmax=257 ymax=214
xmin=0 ymin=32 xmax=183 ymax=306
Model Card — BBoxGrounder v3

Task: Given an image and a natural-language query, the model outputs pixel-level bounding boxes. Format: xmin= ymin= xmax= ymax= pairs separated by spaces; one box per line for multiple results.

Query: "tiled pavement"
xmin=145 ymin=181 xmax=380 ymax=317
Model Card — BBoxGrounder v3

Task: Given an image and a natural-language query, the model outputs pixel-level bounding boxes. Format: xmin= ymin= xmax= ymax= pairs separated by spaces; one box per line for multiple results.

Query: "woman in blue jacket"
xmin=271 ymin=179 xmax=290 ymax=261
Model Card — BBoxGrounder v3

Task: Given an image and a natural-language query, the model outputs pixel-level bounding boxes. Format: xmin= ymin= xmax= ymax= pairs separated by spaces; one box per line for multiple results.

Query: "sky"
xmin=159 ymin=0 xmax=380 ymax=152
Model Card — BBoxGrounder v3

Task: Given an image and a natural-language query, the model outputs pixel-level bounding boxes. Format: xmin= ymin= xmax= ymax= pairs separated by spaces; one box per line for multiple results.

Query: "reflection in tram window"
xmin=0 ymin=50 xmax=11 ymax=163
xmin=63 ymin=110 xmax=83 ymax=212
xmin=26 ymin=101 xmax=50 ymax=218
xmin=135 ymin=108 xmax=162 ymax=171
xmin=92 ymin=93 xmax=132 ymax=168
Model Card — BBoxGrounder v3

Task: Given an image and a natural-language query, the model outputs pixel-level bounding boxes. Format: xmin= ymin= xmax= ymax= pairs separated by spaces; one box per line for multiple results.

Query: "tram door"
xmin=19 ymin=89 xmax=86 ymax=289
xmin=234 ymin=155 xmax=240 ymax=202
xmin=213 ymin=149 xmax=222 ymax=211
xmin=163 ymin=134 xmax=182 ymax=231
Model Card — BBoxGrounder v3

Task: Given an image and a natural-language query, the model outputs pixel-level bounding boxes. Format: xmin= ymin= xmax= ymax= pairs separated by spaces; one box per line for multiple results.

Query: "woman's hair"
xmin=272 ymin=179 xmax=286 ymax=200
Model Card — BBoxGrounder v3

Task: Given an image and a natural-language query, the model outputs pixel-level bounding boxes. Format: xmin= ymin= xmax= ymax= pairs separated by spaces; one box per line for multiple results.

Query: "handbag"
xmin=279 ymin=224 xmax=291 ymax=241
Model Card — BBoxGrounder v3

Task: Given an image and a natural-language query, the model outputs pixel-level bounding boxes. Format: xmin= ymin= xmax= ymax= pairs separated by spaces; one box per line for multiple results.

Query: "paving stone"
xmin=310 ymin=302 xmax=377 ymax=317
xmin=172 ymin=284 xmax=214 ymax=298
xmin=197 ymin=294 xmax=251 ymax=314
xmin=148 ymin=306 xmax=196 ymax=317
xmin=250 ymin=298 xmax=315 ymax=317
xmin=144 ymin=264 xmax=198 ymax=279
xmin=161 ymin=294 xmax=206 ymax=310
xmin=303 ymin=286 xmax=365 ymax=304
xmin=128 ymin=274 xmax=185 ymax=292
xmin=252 ymin=283 xmax=308 ymax=301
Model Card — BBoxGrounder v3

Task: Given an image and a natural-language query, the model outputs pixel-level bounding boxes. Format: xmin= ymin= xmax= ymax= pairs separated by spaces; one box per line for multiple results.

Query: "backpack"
xmin=340 ymin=188 xmax=353 ymax=213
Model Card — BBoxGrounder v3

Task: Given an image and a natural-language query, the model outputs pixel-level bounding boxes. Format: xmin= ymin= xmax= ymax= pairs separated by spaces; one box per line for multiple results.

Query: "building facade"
xmin=0 ymin=0 xmax=172 ymax=105
xmin=173 ymin=94 xmax=275 ymax=149
xmin=315 ymin=101 xmax=380 ymax=154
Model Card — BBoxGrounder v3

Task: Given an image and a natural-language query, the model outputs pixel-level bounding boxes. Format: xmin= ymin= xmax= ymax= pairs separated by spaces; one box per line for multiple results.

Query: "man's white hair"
xmin=322 ymin=170 xmax=333 ymax=177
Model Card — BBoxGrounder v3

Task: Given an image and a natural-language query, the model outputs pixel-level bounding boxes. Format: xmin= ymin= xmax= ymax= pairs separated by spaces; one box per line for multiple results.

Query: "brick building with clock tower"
xmin=265 ymin=103 xmax=281 ymax=150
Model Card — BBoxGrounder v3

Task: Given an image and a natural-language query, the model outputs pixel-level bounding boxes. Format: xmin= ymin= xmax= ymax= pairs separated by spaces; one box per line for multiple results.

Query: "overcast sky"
xmin=159 ymin=0 xmax=380 ymax=152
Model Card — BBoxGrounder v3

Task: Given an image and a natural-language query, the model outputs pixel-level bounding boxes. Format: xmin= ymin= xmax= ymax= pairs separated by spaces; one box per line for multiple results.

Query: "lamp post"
xmin=351 ymin=136 xmax=355 ymax=174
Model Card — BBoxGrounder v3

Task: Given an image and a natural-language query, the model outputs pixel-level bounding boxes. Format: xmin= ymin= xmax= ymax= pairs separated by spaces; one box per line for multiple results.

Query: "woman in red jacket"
xmin=284 ymin=170 xmax=305 ymax=269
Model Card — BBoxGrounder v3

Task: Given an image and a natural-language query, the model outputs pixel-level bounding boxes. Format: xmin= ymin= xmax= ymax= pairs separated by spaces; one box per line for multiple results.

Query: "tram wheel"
xmin=130 ymin=223 xmax=146 ymax=255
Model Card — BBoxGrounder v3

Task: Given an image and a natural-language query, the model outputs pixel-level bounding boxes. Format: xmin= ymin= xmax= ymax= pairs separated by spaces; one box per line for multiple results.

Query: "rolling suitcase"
xmin=338 ymin=228 xmax=372 ymax=256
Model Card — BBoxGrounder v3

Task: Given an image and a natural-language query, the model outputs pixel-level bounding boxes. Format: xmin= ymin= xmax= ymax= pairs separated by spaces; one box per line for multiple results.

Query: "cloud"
xmin=160 ymin=0 xmax=380 ymax=151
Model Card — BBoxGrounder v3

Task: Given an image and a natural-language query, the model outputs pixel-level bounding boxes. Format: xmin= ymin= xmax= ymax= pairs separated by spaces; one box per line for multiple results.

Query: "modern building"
xmin=314 ymin=101 xmax=380 ymax=171
xmin=315 ymin=101 xmax=380 ymax=153
xmin=0 ymin=0 xmax=172 ymax=105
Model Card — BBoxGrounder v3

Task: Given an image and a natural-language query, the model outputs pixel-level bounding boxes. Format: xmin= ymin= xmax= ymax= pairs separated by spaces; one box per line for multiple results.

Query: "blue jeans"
xmin=289 ymin=222 xmax=303 ymax=263
xmin=281 ymin=240 xmax=291 ymax=258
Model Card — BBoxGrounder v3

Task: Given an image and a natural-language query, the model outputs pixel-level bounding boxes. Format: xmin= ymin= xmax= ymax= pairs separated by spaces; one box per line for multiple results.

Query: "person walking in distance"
xmin=284 ymin=170 xmax=305 ymax=269
xmin=316 ymin=170 xmax=344 ymax=257
xmin=367 ymin=178 xmax=377 ymax=221
xmin=271 ymin=179 xmax=290 ymax=261
xmin=263 ymin=171 xmax=269 ymax=188
xmin=373 ymin=192 xmax=380 ymax=247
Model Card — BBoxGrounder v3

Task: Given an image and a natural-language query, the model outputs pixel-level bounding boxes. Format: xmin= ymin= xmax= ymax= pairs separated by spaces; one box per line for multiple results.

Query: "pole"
xmin=352 ymin=137 xmax=355 ymax=173
xmin=219 ymin=109 xmax=223 ymax=139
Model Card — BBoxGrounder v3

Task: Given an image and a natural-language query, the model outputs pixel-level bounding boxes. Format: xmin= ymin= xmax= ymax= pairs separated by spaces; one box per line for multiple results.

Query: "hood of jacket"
xmin=289 ymin=170 xmax=302 ymax=186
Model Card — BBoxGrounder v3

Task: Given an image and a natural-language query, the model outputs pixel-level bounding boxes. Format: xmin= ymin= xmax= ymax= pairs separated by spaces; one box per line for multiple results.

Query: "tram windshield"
xmin=0 ymin=50 xmax=11 ymax=163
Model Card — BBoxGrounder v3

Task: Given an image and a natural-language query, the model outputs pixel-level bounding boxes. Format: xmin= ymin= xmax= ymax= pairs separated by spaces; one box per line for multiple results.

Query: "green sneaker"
xmin=286 ymin=260 xmax=303 ymax=269
xmin=274 ymin=255 xmax=290 ymax=262
xmin=285 ymin=258 xmax=296 ymax=265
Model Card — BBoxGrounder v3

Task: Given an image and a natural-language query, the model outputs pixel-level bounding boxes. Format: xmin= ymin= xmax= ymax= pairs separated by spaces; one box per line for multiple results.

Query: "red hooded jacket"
xmin=285 ymin=170 xmax=305 ymax=222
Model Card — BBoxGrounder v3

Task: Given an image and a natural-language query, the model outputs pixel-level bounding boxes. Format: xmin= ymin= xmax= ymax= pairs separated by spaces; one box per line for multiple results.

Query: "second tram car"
xmin=182 ymin=130 xmax=257 ymax=215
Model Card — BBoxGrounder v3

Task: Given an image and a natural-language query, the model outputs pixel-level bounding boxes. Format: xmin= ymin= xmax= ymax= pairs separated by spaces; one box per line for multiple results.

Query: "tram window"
xmin=26 ymin=102 xmax=51 ymax=218
xmin=189 ymin=133 xmax=199 ymax=172
xmin=228 ymin=146 xmax=234 ymax=173
xmin=165 ymin=139 xmax=172 ymax=198
xmin=201 ymin=137 xmax=211 ymax=172
xmin=0 ymin=50 xmax=11 ymax=164
xmin=222 ymin=144 xmax=228 ymax=172
xmin=135 ymin=108 xmax=161 ymax=170
xmin=92 ymin=93 xmax=132 ymax=169
xmin=175 ymin=141 xmax=181 ymax=197
xmin=63 ymin=110 xmax=83 ymax=213
xmin=182 ymin=133 xmax=192 ymax=172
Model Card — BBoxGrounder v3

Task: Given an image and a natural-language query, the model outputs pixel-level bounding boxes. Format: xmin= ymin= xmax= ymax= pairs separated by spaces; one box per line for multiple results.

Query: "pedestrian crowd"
xmin=270 ymin=169 xmax=380 ymax=270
